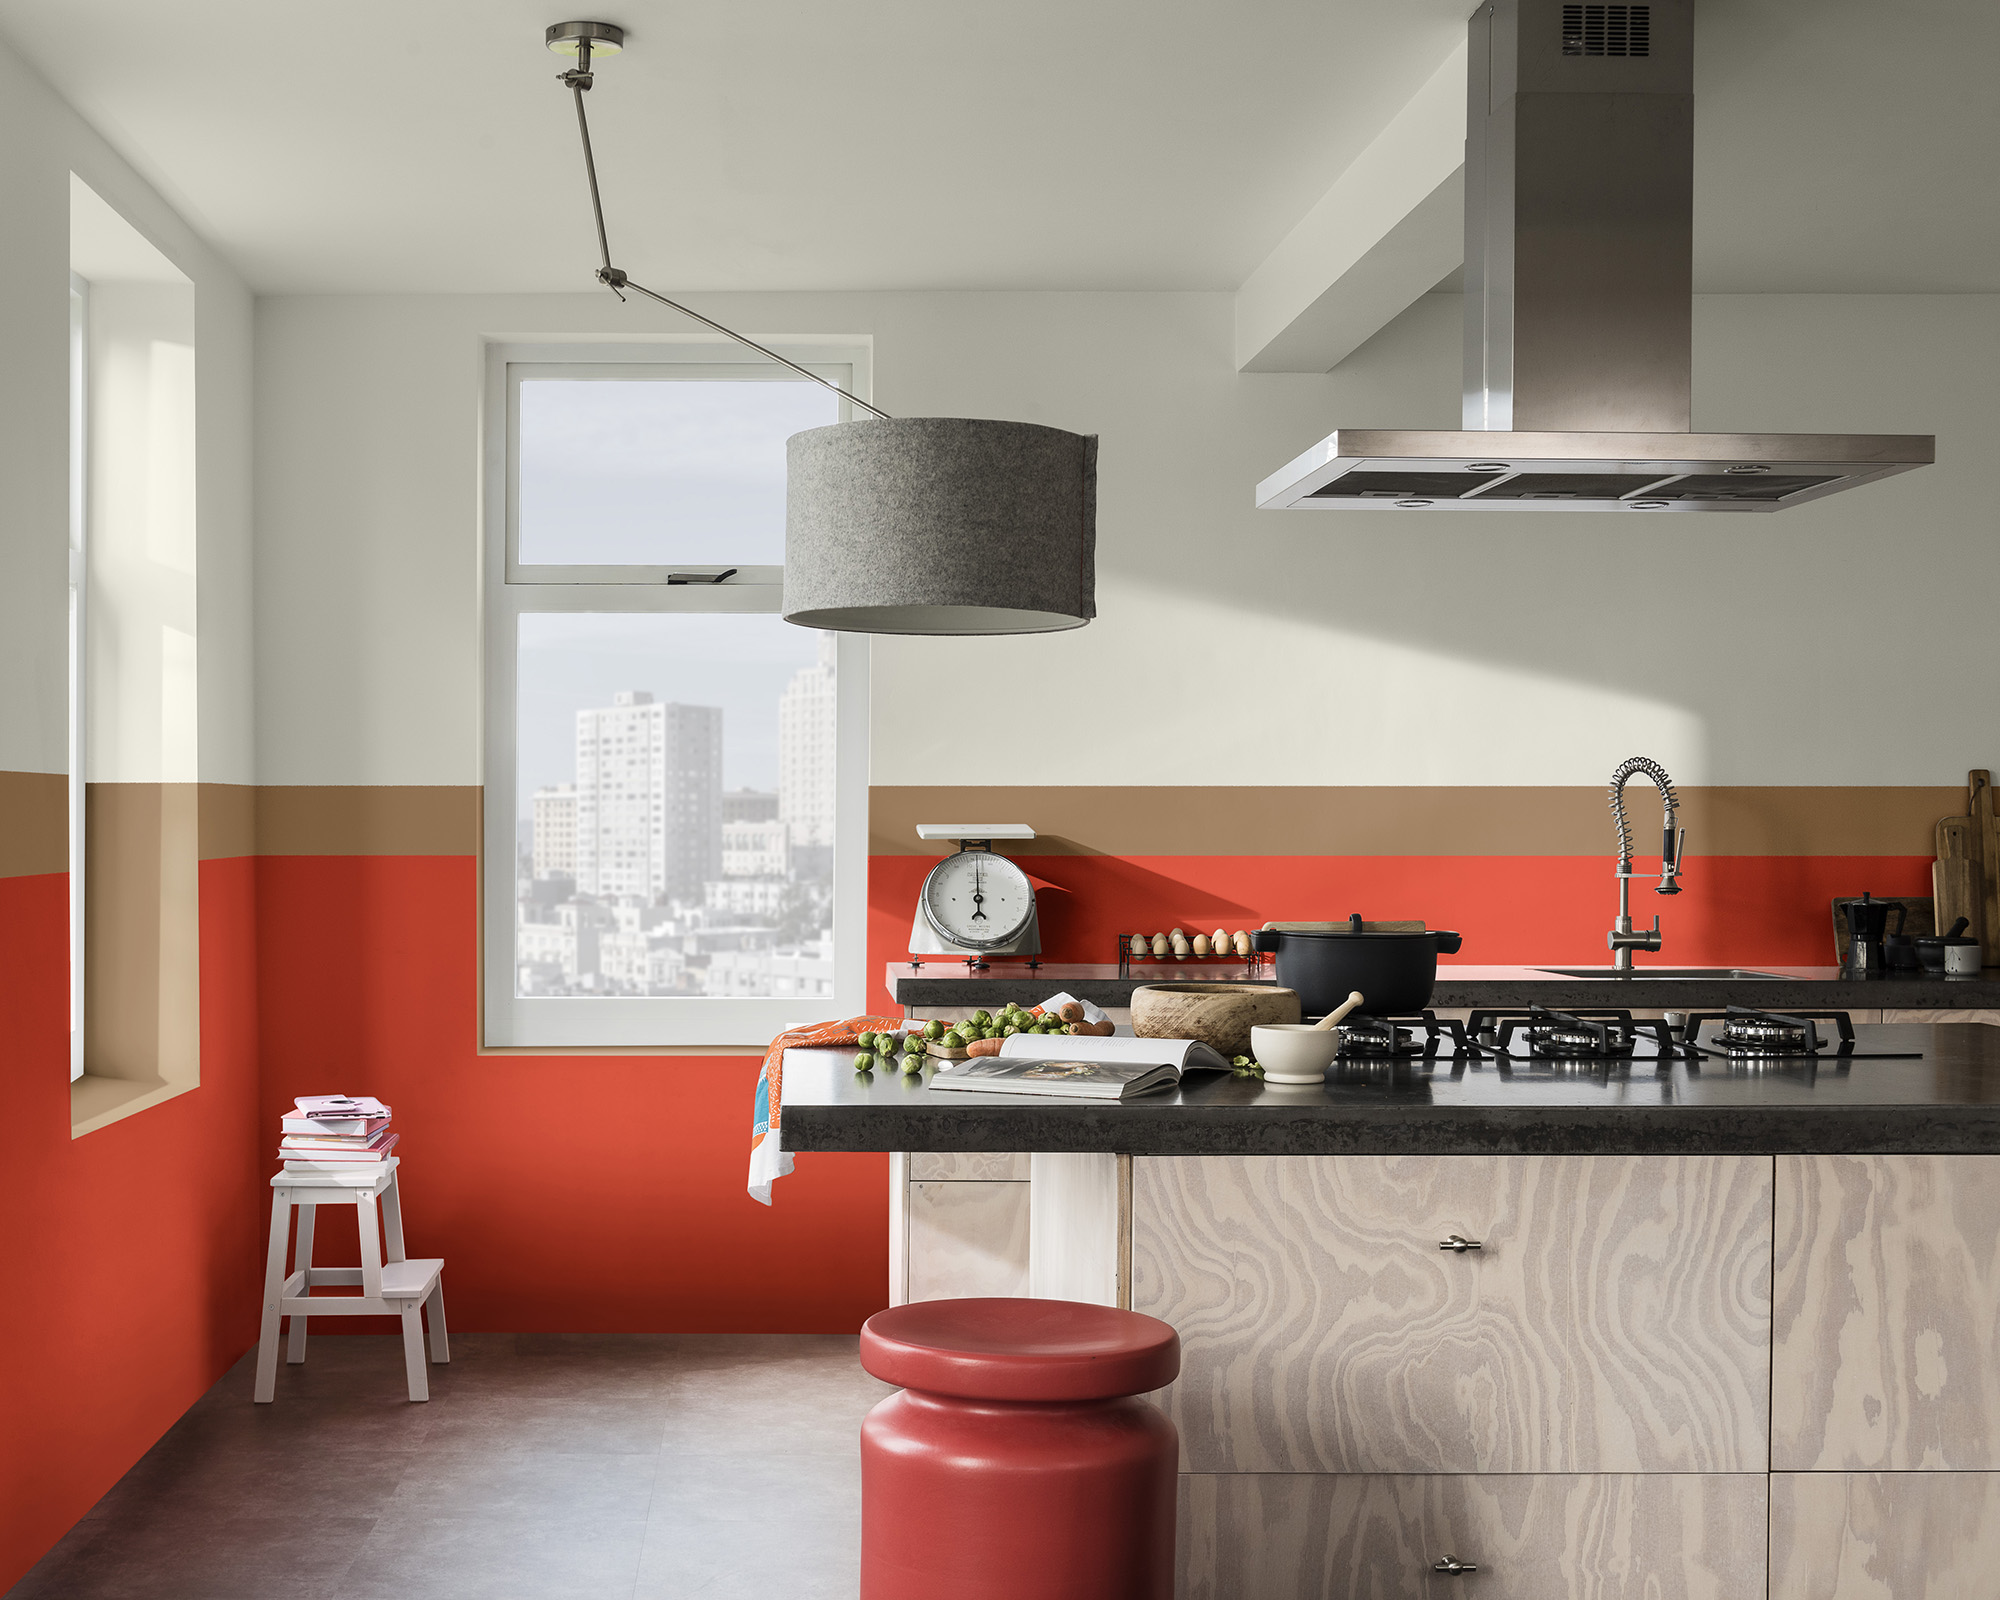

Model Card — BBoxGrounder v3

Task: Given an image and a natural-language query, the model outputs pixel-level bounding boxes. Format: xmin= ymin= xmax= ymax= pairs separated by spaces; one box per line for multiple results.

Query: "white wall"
xmin=252 ymin=288 xmax=1999 ymax=790
xmin=0 ymin=33 xmax=253 ymax=785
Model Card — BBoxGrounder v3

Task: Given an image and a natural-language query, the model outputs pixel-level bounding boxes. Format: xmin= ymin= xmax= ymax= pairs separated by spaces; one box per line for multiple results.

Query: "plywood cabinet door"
xmin=1133 ymin=1154 xmax=1771 ymax=1474
xmin=1770 ymin=1473 xmax=2000 ymax=1598
xmin=1773 ymin=1154 xmax=2000 ymax=1470
xmin=904 ymin=1180 xmax=1030 ymax=1302
xmin=907 ymin=1152 xmax=1031 ymax=1180
xmin=1179 ymin=1473 xmax=1768 ymax=1600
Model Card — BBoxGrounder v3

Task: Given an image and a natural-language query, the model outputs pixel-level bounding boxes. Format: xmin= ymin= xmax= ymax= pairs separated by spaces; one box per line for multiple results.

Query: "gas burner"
xmin=1321 ymin=1011 xmax=1476 ymax=1060
xmin=1686 ymin=1008 xmax=1851 ymax=1057
xmin=1717 ymin=1017 xmax=1814 ymax=1054
xmin=1469 ymin=1006 xmax=1687 ymax=1062
xmin=1338 ymin=1018 xmax=1411 ymax=1056
xmin=1538 ymin=1022 xmax=1623 ymax=1057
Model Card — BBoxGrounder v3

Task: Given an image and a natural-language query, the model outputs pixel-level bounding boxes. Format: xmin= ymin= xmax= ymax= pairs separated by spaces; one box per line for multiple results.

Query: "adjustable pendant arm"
xmin=559 ymin=46 xmax=892 ymax=421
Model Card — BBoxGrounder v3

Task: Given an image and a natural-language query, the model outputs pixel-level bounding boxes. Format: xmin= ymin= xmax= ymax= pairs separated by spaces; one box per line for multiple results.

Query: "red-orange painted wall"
xmin=252 ymin=855 xmax=889 ymax=1335
xmin=0 ymin=860 xmax=265 ymax=1595
xmin=865 ymin=853 xmax=1934 ymax=1009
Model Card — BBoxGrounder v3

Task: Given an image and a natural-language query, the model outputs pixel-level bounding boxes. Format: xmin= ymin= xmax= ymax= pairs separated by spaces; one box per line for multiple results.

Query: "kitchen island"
xmin=787 ymin=1022 xmax=2000 ymax=1598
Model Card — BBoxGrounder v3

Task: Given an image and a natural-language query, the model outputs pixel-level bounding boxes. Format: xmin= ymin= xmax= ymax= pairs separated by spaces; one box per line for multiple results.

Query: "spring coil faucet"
xmin=1607 ymin=757 xmax=1687 ymax=970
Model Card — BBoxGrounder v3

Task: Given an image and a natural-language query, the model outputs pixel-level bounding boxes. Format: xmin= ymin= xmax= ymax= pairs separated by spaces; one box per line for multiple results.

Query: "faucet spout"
xmin=1607 ymin=757 xmax=1686 ymax=969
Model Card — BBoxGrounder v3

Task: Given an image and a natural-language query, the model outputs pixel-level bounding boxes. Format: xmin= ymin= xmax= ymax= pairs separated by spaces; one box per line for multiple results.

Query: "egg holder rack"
xmin=1115 ymin=936 xmax=1271 ymax=983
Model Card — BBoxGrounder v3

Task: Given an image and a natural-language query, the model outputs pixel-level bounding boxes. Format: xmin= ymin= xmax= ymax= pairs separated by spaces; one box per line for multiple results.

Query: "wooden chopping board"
xmin=1936 ymin=812 xmax=1984 ymax=956
xmin=1976 ymin=771 xmax=1999 ymax=964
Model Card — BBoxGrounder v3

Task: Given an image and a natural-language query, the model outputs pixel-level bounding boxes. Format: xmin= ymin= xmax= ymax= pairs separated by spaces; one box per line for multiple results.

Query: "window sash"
xmin=481 ymin=343 xmax=870 ymax=1049
xmin=68 ymin=272 xmax=88 ymax=1083
xmin=503 ymin=348 xmax=859 ymax=586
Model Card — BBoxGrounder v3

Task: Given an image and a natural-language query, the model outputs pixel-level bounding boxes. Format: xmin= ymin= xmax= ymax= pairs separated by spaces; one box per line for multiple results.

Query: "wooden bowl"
xmin=1130 ymin=982 xmax=1301 ymax=1058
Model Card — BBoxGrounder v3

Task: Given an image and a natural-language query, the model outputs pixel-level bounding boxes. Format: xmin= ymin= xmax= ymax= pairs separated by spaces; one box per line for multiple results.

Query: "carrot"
xmin=967 ymin=1037 xmax=1004 ymax=1057
xmin=1058 ymin=1002 xmax=1085 ymax=1023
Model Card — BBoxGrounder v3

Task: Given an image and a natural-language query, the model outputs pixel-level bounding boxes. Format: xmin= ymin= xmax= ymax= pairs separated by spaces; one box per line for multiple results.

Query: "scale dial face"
xmin=921 ymin=849 xmax=1035 ymax=951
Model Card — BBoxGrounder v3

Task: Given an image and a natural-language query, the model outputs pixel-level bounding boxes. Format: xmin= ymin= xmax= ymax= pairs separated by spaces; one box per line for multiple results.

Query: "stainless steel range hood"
xmin=1257 ymin=0 xmax=1933 ymax=514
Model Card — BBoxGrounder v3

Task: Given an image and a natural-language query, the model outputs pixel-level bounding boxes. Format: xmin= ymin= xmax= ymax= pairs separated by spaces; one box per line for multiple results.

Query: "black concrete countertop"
xmin=781 ymin=1023 xmax=2000 ymax=1157
xmin=887 ymin=962 xmax=2000 ymax=1012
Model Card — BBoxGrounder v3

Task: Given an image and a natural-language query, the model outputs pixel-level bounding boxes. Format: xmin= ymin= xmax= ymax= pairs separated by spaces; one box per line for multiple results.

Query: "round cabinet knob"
xmin=1432 ymin=1554 xmax=1480 ymax=1575
xmin=1438 ymin=1234 xmax=1483 ymax=1253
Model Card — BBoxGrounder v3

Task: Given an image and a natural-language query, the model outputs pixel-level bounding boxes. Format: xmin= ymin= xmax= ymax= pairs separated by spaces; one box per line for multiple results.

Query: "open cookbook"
xmin=928 ymin=1034 xmax=1232 ymax=1101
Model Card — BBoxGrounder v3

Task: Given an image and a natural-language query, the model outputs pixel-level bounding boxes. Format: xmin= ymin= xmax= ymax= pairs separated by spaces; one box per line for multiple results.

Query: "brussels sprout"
xmin=856 ymin=1031 xmax=877 ymax=1052
xmin=943 ymin=1031 xmax=966 ymax=1050
xmin=970 ymin=1009 xmax=992 ymax=1026
xmin=923 ymin=1019 xmax=945 ymax=1041
xmin=853 ymin=1053 xmax=875 ymax=1072
xmin=902 ymin=1033 xmax=925 ymax=1053
xmin=901 ymin=1055 xmax=924 ymax=1076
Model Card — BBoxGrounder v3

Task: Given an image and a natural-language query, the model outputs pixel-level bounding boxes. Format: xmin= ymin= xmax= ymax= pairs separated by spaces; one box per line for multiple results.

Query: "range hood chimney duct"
xmin=1464 ymin=0 xmax=1692 ymax=433
xmin=1256 ymin=0 xmax=1932 ymax=514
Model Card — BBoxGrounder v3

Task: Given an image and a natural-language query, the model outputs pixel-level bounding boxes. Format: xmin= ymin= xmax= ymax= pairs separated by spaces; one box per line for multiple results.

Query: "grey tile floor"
xmin=6 ymin=1332 xmax=893 ymax=1600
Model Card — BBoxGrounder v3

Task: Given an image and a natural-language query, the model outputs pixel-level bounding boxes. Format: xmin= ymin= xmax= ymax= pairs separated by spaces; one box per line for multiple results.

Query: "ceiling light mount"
xmin=545 ymin=20 xmax=624 ymax=57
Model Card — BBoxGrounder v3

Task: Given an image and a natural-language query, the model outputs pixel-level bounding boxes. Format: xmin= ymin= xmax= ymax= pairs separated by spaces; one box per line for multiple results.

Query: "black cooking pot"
xmin=1253 ymin=917 xmax=1463 ymax=1016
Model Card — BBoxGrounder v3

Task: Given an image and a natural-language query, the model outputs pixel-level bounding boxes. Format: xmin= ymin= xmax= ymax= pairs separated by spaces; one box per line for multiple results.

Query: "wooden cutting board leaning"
xmin=1976 ymin=772 xmax=1999 ymax=964
xmin=1934 ymin=772 xmax=1993 ymax=966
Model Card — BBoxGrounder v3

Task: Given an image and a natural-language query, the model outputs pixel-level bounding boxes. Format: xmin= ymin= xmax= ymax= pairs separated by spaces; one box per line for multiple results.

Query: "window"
xmin=482 ymin=344 xmax=870 ymax=1048
xmin=67 ymin=174 xmax=201 ymax=1129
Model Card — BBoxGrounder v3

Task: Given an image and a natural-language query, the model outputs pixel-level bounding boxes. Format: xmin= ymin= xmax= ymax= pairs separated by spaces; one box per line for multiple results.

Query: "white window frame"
xmin=68 ymin=270 xmax=89 ymax=1082
xmin=480 ymin=340 xmax=871 ymax=1048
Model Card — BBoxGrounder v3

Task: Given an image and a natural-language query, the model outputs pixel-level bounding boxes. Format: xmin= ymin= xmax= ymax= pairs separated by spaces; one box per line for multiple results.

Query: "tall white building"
xmin=778 ymin=632 xmax=837 ymax=849
xmin=531 ymin=783 xmax=577 ymax=878
xmin=574 ymin=691 xmax=723 ymax=902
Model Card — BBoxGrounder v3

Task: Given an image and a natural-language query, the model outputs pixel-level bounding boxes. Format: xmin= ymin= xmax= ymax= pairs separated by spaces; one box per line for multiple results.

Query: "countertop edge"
xmin=781 ymin=1103 xmax=2000 ymax=1157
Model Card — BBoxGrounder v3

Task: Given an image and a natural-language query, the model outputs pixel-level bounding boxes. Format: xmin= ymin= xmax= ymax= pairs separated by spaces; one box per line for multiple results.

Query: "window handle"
xmin=667 ymin=568 xmax=738 ymax=585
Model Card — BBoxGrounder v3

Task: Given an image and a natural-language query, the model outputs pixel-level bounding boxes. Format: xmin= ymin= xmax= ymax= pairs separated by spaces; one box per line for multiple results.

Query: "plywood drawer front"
xmin=907 ymin=1152 xmax=1031 ymax=1181
xmin=1133 ymin=1155 xmax=1771 ymax=1474
xmin=1179 ymin=1473 xmax=1768 ymax=1600
xmin=1770 ymin=1473 xmax=2000 ymax=1598
xmin=905 ymin=1181 xmax=1029 ymax=1302
xmin=1774 ymin=1155 xmax=2000 ymax=1471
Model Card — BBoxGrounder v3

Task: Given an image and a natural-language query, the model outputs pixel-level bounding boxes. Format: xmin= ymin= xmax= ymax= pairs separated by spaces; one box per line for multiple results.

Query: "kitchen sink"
xmin=1533 ymin=967 xmax=1790 ymax=980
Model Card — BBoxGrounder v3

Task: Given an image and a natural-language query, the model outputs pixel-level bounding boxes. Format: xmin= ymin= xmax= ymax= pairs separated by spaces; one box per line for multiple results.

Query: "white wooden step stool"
xmin=254 ymin=1157 xmax=448 ymax=1403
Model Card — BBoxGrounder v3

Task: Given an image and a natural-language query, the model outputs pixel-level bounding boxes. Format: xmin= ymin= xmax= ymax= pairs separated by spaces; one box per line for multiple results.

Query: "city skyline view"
xmin=515 ymin=623 xmax=838 ymax=1002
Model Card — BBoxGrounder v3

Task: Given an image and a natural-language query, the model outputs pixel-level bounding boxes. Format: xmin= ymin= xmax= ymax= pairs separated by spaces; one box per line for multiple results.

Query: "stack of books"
xmin=280 ymin=1094 xmax=397 ymax=1177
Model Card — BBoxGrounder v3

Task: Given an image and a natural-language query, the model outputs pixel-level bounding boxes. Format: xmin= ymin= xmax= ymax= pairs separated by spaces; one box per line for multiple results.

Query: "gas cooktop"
xmin=1319 ymin=1006 xmax=1922 ymax=1066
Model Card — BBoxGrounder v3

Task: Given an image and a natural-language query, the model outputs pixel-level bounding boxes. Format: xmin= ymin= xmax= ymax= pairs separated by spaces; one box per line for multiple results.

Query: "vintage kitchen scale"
xmin=908 ymin=825 xmax=1041 ymax=970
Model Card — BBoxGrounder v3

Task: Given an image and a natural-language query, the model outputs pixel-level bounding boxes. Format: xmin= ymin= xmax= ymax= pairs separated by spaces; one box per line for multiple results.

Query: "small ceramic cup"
xmin=1944 ymin=941 xmax=1983 ymax=975
xmin=1251 ymin=1023 xmax=1342 ymax=1084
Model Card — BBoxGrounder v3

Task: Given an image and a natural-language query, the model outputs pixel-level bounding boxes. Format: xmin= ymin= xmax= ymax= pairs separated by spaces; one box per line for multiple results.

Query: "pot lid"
xmin=1263 ymin=917 xmax=1452 ymax=940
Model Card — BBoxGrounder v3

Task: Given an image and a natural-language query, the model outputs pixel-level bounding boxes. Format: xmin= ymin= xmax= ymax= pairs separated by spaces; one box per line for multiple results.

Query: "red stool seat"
xmin=858 ymin=1298 xmax=1181 ymax=1600
xmin=860 ymin=1296 xmax=1180 ymax=1401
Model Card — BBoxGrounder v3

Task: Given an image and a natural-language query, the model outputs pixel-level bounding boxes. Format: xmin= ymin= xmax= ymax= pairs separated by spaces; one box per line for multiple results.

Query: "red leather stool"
xmin=858 ymin=1297 xmax=1180 ymax=1600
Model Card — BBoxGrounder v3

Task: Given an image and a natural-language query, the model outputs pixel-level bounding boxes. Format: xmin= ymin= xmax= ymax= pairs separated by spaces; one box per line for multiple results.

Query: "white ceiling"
xmin=6 ymin=0 xmax=1997 ymax=297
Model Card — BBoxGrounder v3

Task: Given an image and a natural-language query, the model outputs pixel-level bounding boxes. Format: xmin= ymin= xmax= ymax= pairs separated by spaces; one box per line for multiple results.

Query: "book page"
xmin=997 ymin=1034 xmax=1228 ymax=1072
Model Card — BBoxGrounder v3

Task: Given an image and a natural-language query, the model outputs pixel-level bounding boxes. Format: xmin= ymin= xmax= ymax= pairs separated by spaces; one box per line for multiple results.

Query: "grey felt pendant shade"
xmin=783 ymin=418 xmax=1098 ymax=635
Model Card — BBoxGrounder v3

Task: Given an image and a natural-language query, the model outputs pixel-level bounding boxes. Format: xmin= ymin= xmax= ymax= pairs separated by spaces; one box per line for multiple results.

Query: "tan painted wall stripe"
xmin=198 ymin=784 xmax=257 ymax=859
xmin=0 ymin=771 xmax=65 ymax=877
xmin=1 ymin=777 xmax=1965 ymax=869
xmin=869 ymin=786 xmax=1964 ymax=858
xmin=253 ymin=786 xmax=481 ymax=856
